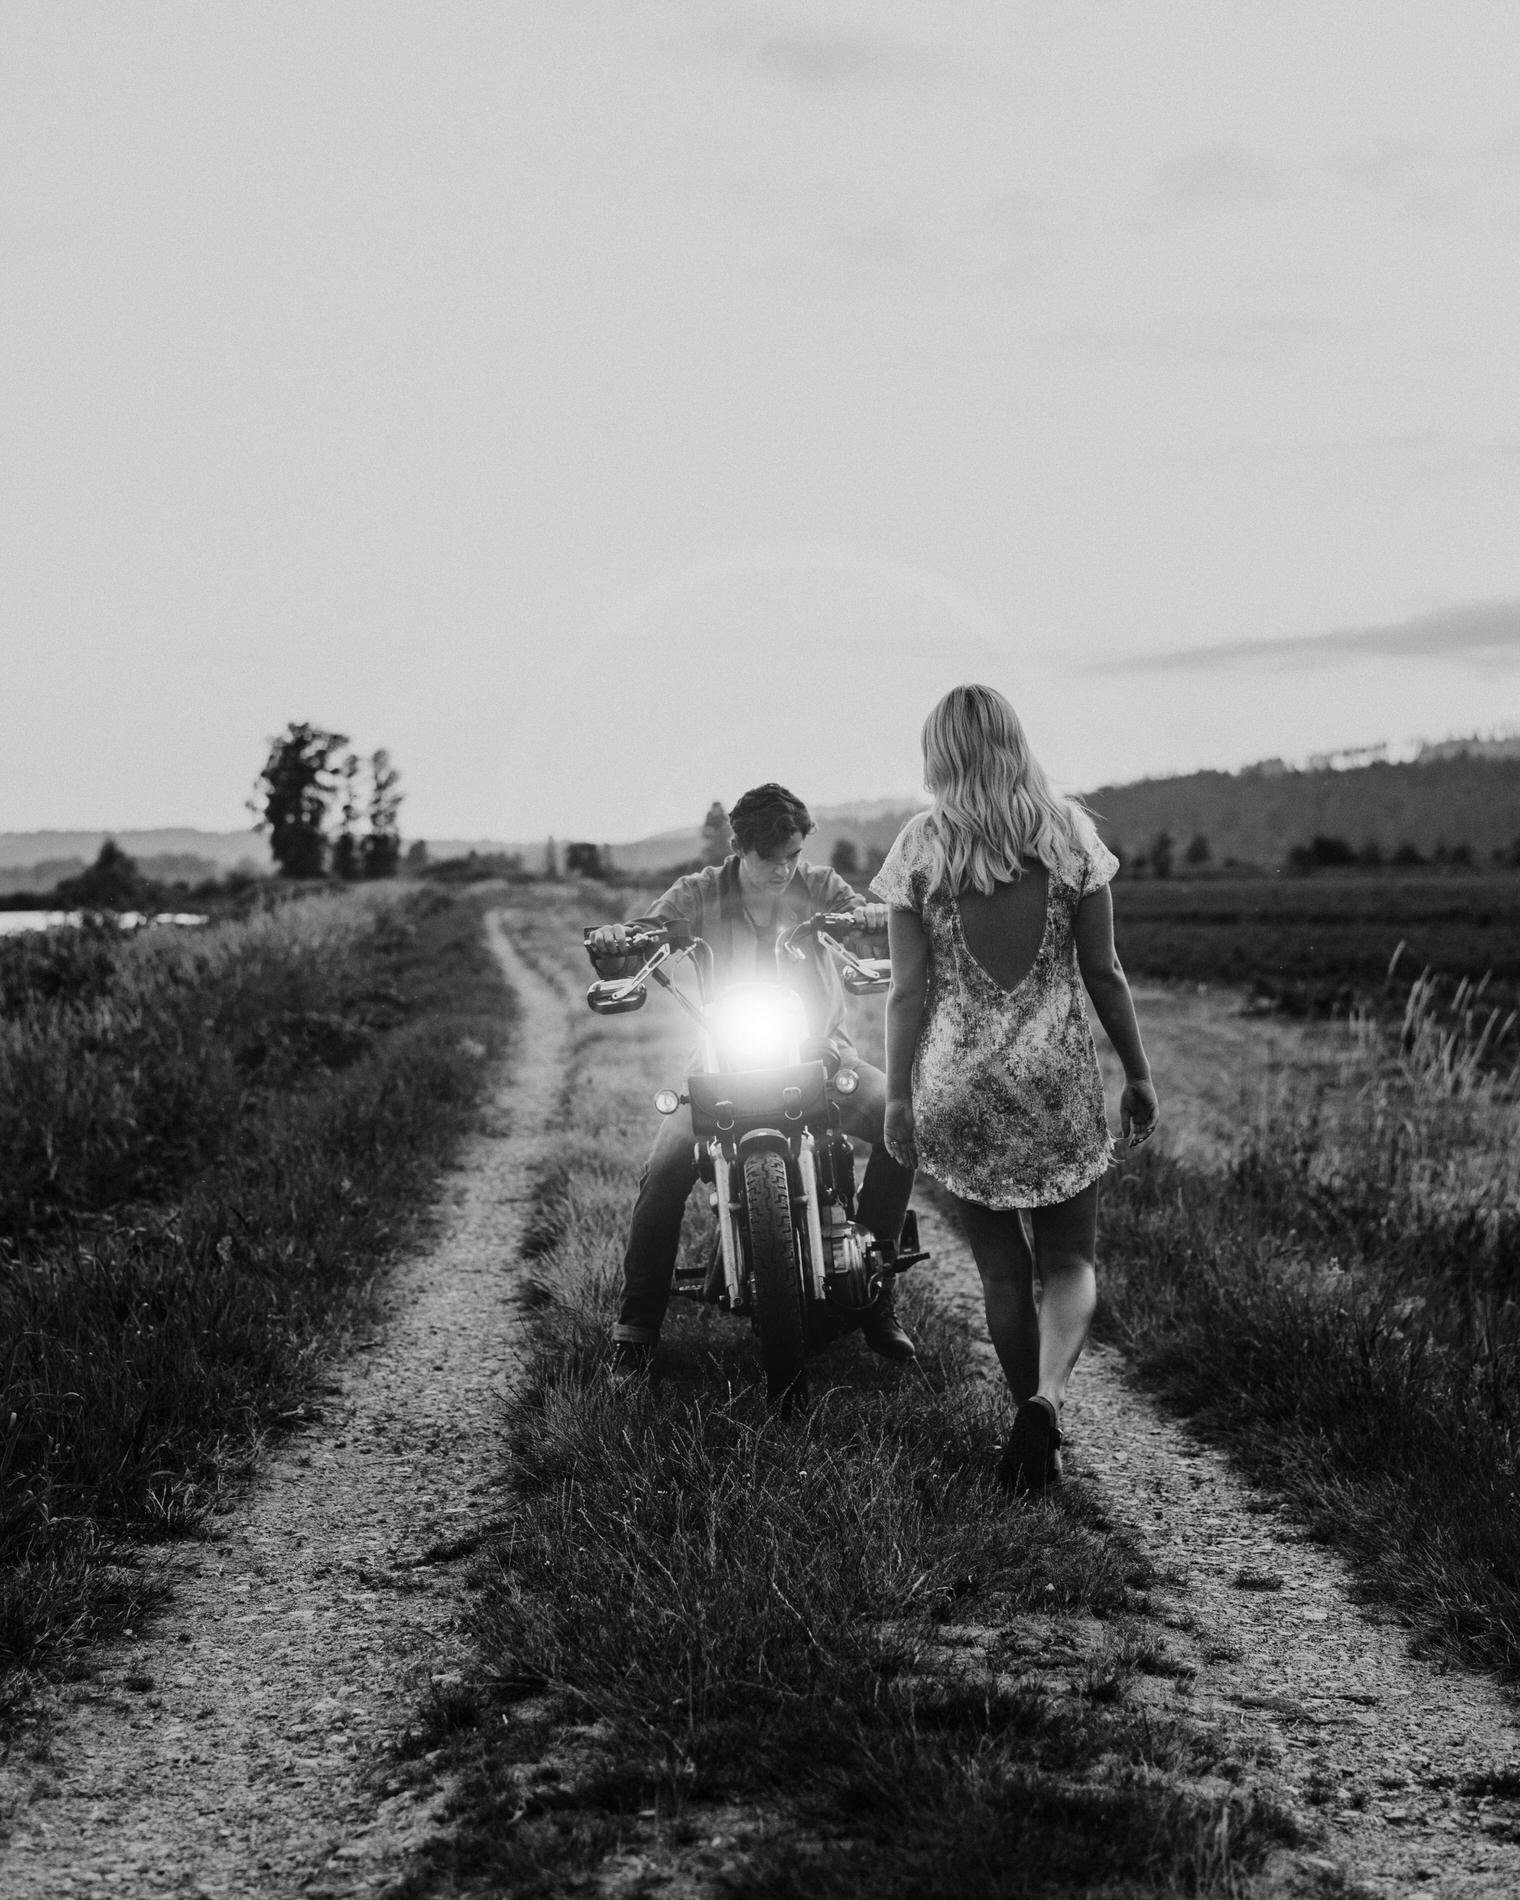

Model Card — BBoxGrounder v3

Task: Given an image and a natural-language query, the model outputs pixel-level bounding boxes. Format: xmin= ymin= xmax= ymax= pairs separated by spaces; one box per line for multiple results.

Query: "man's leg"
xmin=838 ymin=1061 xmax=917 ymax=1360
xmin=614 ymin=1107 xmax=701 ymax=1351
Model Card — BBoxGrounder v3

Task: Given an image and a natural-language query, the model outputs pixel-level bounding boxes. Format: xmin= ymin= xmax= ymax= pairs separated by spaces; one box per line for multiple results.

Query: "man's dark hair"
xmin=727 ymin=783 xmax=814 ymax=857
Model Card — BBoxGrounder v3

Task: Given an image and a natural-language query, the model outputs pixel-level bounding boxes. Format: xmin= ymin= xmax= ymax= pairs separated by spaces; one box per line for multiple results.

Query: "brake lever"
xmin=815 ymin=928 xmax=889 ymax=985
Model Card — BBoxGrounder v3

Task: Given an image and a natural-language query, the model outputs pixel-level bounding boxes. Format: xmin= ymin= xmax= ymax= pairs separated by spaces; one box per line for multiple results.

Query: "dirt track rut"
xmin=0 ymin=912 xmax=562 ymax=1898
xmin=921 ymin=1195 xmax=1520 ymax=1899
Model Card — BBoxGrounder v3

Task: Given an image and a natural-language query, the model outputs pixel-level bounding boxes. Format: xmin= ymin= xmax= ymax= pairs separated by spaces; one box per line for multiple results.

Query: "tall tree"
xmin=251 ymin=723 xmax=350 ymax=878
xmin=360 ymin=749 xmax=404 ymax=879
xmin=331 ymin=751 xmax=362 ymax=882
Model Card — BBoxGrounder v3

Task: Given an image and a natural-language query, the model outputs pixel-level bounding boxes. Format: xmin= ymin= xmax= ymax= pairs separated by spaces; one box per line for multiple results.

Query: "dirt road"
xmin=0 ymin=913 xmax=564 ymax=1898
xmin=923 ymin=1203 xmax=1520 ymax=1900
xmin=4 ymin=913 xmax=1519 ymax=1899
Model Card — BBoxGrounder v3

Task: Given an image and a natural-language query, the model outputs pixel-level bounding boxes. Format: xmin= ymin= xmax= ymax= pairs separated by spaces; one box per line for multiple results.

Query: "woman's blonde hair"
xmin=919 ymin=683 xmax=1086 ymax=895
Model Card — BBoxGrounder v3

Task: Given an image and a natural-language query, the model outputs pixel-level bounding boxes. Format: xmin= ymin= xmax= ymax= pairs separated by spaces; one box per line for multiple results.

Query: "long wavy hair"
xmin=919 ymin=683 xmax=1087 ymax=895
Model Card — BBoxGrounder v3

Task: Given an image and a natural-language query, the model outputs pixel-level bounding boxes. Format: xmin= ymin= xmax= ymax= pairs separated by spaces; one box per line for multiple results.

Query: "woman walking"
xmin=873 ymin=683 xmax=1158 ymax=1492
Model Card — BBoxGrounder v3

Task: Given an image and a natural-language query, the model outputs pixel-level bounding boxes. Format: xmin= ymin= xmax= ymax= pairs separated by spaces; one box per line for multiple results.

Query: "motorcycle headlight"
xmin=709 ymin=986 xmax=803 ymax=1070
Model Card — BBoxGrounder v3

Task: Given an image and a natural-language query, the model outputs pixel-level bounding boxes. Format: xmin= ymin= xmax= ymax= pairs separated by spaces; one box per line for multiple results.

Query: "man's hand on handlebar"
xmin=586 ymin=921 xmax=646 ymax=977
xmin=849 ymin=902 xmax=889 ymax=937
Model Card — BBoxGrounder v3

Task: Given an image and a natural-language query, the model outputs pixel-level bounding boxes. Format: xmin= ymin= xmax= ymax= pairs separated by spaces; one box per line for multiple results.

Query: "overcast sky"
xmin=4 ymin=2 xmax=1519 ymax=845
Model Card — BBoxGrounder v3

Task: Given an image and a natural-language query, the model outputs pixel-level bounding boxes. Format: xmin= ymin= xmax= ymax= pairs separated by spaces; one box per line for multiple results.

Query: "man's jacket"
xmin=631 ymin=856 xmax=873 ymax=1048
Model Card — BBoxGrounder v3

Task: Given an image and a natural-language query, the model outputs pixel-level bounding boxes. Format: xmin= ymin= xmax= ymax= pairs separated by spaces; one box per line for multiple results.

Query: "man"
xmin=587 ymin=782 xmax=917 ymax=1376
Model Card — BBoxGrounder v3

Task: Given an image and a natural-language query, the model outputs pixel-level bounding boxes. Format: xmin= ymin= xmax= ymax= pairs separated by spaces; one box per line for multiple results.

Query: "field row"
xmin=1110 ymin=872 xmax=1520 ymax=1010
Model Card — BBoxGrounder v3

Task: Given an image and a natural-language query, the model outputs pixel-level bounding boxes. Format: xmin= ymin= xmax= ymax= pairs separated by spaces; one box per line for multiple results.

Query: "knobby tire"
xmin=742 ymin=1148 xmax=808 ymax=1409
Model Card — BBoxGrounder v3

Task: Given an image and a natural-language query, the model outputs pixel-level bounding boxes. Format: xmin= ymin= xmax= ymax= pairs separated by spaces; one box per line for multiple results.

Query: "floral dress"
xmin=872 ymin=813 xmax=1120 ymax=1209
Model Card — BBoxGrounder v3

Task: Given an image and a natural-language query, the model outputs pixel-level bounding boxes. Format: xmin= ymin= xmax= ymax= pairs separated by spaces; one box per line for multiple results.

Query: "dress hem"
xmin=920 ymin=1142 xmax=1115 ymax=1212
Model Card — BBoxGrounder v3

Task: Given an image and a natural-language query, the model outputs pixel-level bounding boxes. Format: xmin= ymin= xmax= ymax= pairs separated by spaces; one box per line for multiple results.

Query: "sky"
xmin=4 ymin=1 xmax=1520 ymax=846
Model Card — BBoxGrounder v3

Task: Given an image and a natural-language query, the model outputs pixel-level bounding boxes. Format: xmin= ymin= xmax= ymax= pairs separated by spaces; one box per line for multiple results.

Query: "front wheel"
xmin=742 ymin=1148 xmax=808 ymax=1407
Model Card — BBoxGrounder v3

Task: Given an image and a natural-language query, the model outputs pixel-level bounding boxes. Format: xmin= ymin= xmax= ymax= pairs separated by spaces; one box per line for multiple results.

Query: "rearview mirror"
xmin=587 ymin=981 xmax=648 ymax=1015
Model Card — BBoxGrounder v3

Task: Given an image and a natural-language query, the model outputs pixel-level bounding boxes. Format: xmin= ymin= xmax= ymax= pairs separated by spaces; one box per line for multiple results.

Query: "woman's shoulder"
xmin=1061 ymin=806 xmax=1119 ymax=895
xmin=871 ymin=809 xmax=936 ymax=909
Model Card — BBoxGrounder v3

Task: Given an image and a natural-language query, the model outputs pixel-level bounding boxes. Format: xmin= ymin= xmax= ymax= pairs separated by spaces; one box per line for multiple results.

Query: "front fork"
xmin=708 ymin=1130 xmax=828 ymax=1308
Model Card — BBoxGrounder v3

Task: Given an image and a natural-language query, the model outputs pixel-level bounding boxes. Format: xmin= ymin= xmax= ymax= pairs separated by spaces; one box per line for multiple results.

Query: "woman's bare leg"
xmin=950 ymin=1198 xmax=1040 ymax=1402
xmin=1027 ymin=1181 xmax=1099 ymax=1415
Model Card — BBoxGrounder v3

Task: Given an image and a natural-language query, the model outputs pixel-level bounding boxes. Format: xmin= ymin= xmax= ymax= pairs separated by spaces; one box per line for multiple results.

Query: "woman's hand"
xmin=1119 ymin=1078 xmax=1159 ymax=1149
xmin=884 ymin=1097 xmax=918 ymax=1170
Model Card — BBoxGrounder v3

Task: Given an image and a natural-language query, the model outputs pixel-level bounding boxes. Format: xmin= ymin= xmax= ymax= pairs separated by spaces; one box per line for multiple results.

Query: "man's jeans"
xmin=614 ymin=1060 xmax=915 ymax=1345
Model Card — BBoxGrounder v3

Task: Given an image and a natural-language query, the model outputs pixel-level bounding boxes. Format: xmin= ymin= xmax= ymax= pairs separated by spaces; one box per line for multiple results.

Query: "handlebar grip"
xmin=581 ymin=920 xmax=695 ymax=951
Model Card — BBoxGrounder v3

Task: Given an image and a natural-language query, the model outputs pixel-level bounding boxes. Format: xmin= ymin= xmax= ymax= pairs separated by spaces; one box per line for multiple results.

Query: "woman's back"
xmin=954 ymin=862 xmax=1049 ymax=991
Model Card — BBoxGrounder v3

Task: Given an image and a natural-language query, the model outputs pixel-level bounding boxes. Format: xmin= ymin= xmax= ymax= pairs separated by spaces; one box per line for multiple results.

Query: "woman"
xmin=873 ymin=684 xmax=1159 ymax=1492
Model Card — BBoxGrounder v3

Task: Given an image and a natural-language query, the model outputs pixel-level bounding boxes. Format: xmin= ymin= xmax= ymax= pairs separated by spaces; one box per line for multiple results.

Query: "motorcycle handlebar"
xmin=582 ymin=909 xmax=877 ymax=962
xmin=582 ymin=919 xmax=694 ymax=954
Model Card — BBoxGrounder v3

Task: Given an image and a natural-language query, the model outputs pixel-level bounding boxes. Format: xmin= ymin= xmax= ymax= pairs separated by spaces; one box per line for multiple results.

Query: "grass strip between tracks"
xmin=406 ymin=893 xmax=1296 ymax=1900
xmin=0 ymin=885 xmax=513 ymax=1720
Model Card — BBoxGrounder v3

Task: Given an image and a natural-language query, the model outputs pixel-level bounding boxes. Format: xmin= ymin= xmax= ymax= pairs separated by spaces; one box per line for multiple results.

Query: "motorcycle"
xmin=582 ymin=911 xmax=928 ymax=1403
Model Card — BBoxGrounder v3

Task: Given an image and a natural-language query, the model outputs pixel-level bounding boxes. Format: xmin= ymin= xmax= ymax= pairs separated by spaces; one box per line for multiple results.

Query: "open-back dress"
xmin=872 ymin=813 xmax=1119 ymax=1209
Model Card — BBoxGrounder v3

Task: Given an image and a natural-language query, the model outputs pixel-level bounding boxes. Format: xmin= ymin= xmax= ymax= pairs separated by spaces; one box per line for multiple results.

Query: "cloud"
xmin=1156 ymin=143 xmax=1292 ymax=208
xmin=721 ymin=28 xmax=924 ymax=91
xmin=1096 ymin=601 xmax=1520 ymax=674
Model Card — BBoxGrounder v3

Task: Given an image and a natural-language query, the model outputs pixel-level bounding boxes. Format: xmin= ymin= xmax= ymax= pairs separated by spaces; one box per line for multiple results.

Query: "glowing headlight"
xmin=709 ymin=986 xmax=804 ymax=1069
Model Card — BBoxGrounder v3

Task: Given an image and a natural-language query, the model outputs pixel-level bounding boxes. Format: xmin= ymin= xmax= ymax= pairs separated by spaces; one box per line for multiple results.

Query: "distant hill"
xmin=1083 ymin=753 xmax=1520 ymax=868
xmin=11 ymin=748 xmax=1517 ymax=897
xmin=0 ymin=829 xmax=272 ymax=895
xmin=593 ymin=755 xmax=1520 ymax=879
xmin=0 ymin=828 xmax=272 ymax=873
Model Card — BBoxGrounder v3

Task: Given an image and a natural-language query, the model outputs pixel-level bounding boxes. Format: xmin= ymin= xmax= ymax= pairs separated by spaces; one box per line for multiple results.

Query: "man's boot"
xmin=608 ymin=1338 xmax=655 ymax=1387
xmin=859 ymin=1271 xmax=916 ymax=1362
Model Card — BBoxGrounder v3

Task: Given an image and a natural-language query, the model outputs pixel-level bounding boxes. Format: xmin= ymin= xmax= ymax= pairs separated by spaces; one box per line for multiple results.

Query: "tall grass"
xmin=0 ymin=887 xmax=512 ymax=1713
xmin=412 ymin=893 xmax=1297 ymax=1900
xmin=1098 ymin=976 xmax=1520 ymax=1679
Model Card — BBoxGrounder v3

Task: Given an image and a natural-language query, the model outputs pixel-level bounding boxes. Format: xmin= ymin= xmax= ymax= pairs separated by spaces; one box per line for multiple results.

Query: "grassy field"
xmin=11 ymin=871 xmax=1514 ymax=1883
xmin=0 ymin=885 xmax=511 ymax=1721
xmin=408 ymin=895 xmax=1298 ymax=1899
xmin=1110 ymin=870 xmax=1520 ymax=1021
xmin=1094 ymin=1000 xmax=1520 ymax=1684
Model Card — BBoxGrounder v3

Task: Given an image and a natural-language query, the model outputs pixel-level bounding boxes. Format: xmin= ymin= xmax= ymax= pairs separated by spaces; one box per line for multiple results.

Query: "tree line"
xmin=251 ymin=722 xmax=405 ymax=880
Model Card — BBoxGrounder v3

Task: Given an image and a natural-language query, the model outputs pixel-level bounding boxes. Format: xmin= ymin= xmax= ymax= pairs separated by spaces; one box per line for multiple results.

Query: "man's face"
xmin=738 ymin=829 xmax=805 ymax=898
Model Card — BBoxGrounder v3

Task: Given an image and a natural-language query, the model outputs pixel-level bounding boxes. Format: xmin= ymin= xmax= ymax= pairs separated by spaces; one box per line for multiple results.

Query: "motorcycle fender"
xmin=734 ymin=1126 xmax=793 ymax=1165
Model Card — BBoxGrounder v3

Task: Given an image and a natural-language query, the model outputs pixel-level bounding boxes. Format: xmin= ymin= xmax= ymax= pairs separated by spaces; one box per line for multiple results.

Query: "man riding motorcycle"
xmin=587 ymin=781 xmax=917 ymax=1377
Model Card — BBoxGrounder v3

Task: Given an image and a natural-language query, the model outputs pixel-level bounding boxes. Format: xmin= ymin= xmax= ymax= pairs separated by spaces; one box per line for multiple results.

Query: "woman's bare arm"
xmin=883 ymin=906 xmax=929 ymax=1166
xmin=1074 ymin=884 xmax=1158 ymax=1144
